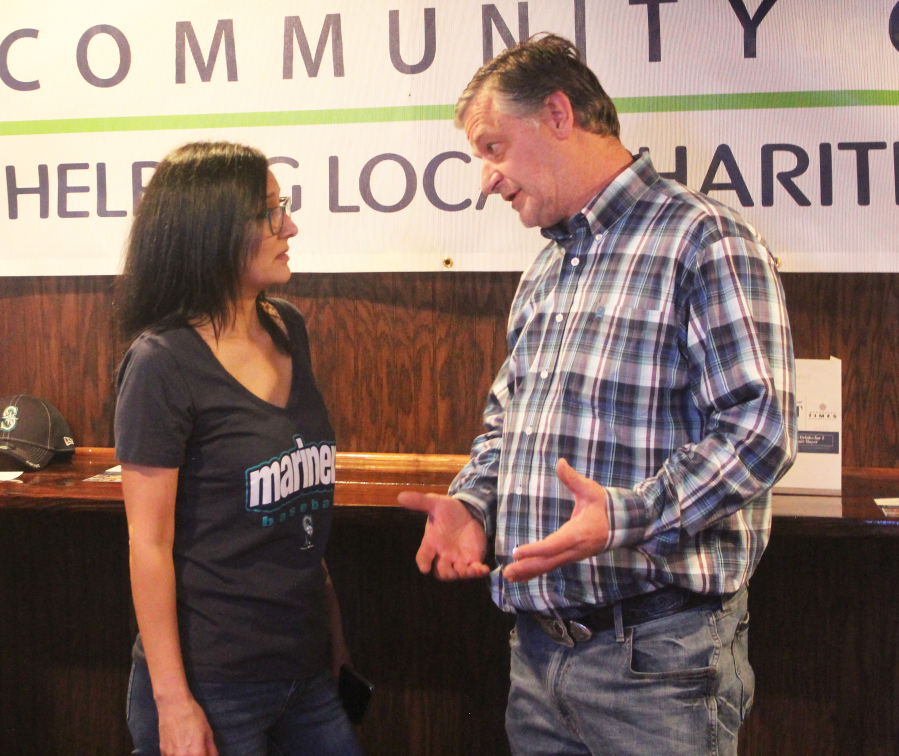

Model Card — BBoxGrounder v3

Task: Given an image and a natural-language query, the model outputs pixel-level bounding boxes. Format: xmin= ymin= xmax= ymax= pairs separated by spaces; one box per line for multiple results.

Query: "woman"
xmin=115 ymin=141 xmax=363 ymax=756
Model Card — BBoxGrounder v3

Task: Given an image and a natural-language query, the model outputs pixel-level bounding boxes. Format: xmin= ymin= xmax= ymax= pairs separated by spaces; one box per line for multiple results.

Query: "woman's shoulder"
xmin=263 ymin=297 xmax=309 ymax=340
xmin=124 ymin=325 xmax=197 ymax=362
xmin=119 ymin=327 xmax=210 ymax=389
xmin=265 ymin=297 xmax=305 ymax=325
xmin=262 ymin=297 xmax=312 ymax=361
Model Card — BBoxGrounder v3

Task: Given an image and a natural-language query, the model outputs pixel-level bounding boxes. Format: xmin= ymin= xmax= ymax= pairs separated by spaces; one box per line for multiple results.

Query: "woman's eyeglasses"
xmin=263 ymin=197 xmax=291 ymax=235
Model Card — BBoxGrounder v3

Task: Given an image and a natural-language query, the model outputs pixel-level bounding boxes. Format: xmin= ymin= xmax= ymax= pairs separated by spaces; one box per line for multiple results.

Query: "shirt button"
xmin=540 ymin=370 xmax=548 ymax=379
xmin=525 ymin=426 xmax=533 ymax=435
xmin=555 ymin=314 xmax=563 ymax=323
xmin=571 ymin=257 xmax=580 ymax=266
xmin=516 ymin=486 xmax=523 ymax=495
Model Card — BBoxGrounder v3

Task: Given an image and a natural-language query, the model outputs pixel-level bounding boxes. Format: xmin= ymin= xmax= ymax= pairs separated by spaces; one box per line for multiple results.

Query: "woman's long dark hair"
xmin=117 ymin=141 xmax=289 ymax=351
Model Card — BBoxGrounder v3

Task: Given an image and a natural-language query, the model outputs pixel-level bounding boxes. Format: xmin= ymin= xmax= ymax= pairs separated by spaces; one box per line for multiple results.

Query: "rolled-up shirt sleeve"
xmin=447 ymin=353 xmax=518 ymax=539
xmin=604 ymin=233 xmax=797 ymax=555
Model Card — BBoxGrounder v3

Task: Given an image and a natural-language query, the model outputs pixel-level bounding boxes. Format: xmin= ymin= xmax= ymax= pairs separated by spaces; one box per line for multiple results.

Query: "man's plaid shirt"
xmin=450 ymin=152 xmax=797 ymax=617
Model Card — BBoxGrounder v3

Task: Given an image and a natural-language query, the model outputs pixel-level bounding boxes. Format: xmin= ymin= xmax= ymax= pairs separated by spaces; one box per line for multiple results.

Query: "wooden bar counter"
xmin=1 ymin=450 xmax=898 ymax=755
xmin=3 ymin=447 xmax=899 ymax=526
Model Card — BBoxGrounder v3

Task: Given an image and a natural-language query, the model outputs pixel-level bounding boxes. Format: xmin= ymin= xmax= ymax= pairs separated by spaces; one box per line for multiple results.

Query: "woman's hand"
xmin=157 ymin=695 xmax=218 ymax=756
xmin=330 ymin=636 xmax=352 ymax=682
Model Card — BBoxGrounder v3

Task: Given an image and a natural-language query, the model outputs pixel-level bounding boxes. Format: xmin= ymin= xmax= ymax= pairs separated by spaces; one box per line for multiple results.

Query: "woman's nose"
xmin=281 ymin=213 xmax=299 ymax=239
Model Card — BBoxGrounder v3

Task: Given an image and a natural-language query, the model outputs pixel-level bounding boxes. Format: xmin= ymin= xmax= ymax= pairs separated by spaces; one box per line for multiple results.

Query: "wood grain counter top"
xmin=2 ymin=448 xmax=898 ymax=535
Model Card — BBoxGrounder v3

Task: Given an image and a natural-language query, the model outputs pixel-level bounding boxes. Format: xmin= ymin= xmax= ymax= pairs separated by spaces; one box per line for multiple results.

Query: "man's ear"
xmin=543 ymin=91 xmax=575 ymax=139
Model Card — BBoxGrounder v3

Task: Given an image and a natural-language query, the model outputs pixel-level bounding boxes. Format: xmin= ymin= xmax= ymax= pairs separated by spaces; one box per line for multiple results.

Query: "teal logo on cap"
xmin=1 ymin=406 xmax=18 ymax=432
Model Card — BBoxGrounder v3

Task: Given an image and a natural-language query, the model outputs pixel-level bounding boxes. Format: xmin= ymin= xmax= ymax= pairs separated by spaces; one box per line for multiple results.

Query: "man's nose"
xmin=481 ymin=162 xmax=501 ymax=195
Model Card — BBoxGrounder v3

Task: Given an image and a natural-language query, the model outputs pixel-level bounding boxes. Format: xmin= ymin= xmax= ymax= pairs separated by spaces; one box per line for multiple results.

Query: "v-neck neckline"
xmin=187 ymin=326 xmax=297 ymax=412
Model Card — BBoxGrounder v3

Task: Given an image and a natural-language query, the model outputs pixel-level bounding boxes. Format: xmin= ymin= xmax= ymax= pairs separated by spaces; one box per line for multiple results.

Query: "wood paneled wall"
xmin=0 ymin=510 xmax=134 ymax=756
xmin=4 ymin=507 xmax=898 ymax=756
xmin=780 ymin=274 xmax=899 ymax=468
xmin=741 ymin=534 xmax=899 ymax=756
xmin=1 ymin=272 xmax=899 ymax=756
xmin=1 ymin=272 xmax=898 ymax=465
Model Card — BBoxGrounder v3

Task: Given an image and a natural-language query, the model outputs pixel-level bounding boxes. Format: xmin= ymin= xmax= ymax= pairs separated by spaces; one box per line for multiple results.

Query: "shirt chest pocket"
xmin=590 ymin=305 xmax=674 ymax=364
xmin=558 ymin=304 xmax=685 ymax=417
xmin=542 ymin=306 xmax=676 ymax=443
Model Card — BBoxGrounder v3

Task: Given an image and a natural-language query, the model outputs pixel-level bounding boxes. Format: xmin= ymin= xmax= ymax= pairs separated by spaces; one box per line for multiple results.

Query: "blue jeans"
xmin=127 ymin=659 xmax=363 ymax=756
xmin=506 ymin=588 xmax=754 ymax=756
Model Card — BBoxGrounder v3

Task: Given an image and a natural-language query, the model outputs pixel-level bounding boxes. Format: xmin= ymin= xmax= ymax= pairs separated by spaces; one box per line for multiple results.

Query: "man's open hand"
xmin=398 ymin=492 xmax=489 ymax=580
xmin=503 ymin=459 xmax=610 ymax=583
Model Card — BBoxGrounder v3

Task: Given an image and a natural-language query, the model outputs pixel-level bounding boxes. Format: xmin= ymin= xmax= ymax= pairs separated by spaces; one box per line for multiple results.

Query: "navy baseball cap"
xmin=0 ymin=394 xmax=76 ymax=469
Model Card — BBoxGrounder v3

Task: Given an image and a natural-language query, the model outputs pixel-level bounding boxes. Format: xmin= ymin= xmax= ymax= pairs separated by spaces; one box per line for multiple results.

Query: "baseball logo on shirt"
xmin=300 ymin=515 xmax=314 ymax=549
xmin=244 ymin=436 xmax=336 ymax=529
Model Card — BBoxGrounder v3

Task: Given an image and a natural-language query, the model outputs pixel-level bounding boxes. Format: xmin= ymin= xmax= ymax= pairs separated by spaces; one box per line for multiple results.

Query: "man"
xmin=399 ymin=34 xmax=796 ymax=756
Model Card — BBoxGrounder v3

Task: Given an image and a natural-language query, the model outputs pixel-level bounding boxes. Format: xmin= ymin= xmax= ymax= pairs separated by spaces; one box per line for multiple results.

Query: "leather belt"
xmin=530 ymin=587 xmax=721 ymax=648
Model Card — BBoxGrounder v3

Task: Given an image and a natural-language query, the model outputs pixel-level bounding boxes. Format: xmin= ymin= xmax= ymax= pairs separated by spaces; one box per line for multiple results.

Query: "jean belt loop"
xmin=613 ymin=601 xmax=625 ymax=643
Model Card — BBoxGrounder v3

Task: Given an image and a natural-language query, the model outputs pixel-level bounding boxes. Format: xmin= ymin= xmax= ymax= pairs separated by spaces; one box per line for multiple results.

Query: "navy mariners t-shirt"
xmin=115 ymin=300 xmax=335 ymax=682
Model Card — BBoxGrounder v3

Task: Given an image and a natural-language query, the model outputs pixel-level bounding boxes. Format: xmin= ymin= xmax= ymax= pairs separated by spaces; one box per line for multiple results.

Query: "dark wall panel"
xmin=780 ymin=274 xmax=899 ymax=468
xmin=740 ymin=535 xmax=899 ymax=756
xmin=1 ymin=272 xmax=898 ymax=465
xmin=2 ymin=271 xmax=899 ymax=756
xmin=0 ymin=276 xmax=118 ymax=447
xmin=0 ymin=510 xmax=133 ymax=756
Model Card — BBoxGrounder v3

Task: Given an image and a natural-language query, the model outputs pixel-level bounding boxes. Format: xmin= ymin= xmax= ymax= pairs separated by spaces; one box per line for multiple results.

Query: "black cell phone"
xmin=338 ymin=664 xmax=374 ymax=724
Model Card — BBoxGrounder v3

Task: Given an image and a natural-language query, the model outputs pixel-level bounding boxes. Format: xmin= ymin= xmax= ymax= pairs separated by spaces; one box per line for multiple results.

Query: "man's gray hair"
xmin=454 ymin=34 xmax=619 ymax=138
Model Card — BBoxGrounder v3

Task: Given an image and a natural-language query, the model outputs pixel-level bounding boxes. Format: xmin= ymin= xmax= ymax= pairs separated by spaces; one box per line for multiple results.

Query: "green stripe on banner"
xmin=0 ymin=104 xmax=456 ymax=136
xmin=1 ymin=90 xmax=896 ymax=136
xmin=614 ymin=89 xmax=899 ymax=113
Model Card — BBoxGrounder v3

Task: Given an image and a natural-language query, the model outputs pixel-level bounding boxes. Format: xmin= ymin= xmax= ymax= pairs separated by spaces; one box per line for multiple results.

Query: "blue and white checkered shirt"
xmin=449 ymin=152 xmax=797 ymax=617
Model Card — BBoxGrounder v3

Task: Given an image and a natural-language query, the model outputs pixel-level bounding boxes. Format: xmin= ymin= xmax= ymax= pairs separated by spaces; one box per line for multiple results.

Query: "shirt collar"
xmin=540 ymin=150 xmax=659 ymax=247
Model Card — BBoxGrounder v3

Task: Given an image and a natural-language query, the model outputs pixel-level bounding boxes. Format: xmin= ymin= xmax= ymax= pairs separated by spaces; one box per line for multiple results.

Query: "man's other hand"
xmin=503 ymin=459 xmax=610 ymax=583
xmin=398 ymin=492 xmax=489 ymax=580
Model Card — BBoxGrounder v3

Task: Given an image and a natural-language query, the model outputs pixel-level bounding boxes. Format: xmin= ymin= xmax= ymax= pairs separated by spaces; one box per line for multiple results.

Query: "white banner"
xmin=1 ymin=0 xmax=897 ymax=274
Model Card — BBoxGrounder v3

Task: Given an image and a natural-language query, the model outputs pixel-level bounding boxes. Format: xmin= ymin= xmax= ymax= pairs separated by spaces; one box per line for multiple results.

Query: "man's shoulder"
xmin=642 ymin=176 xmax=766 ymax=250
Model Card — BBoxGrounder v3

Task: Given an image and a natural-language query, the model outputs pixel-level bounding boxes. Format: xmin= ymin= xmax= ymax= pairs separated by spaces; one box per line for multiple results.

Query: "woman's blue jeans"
xmin=506 ymin=587 xmax=754 ymax=756
xmin=127 ymin=659 xmax=363 ymax=756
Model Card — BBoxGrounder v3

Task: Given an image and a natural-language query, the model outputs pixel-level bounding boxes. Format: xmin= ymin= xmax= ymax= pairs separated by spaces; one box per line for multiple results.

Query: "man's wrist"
xmin=456 ymin=497 xmax=488 ymax=531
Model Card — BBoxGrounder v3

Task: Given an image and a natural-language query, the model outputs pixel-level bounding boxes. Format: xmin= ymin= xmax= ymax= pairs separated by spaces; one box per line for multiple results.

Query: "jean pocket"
xmin=125 ymin=661 xmax=136 ymax=722
xmin=628 ymin=609 xmax=719 ymax=681
xmin=732 ymin=611 xmax=754 ymax=720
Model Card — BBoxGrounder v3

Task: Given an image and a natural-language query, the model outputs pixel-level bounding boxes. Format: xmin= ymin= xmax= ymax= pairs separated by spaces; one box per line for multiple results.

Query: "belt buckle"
xmin=536 ymin=617 xmax=575 ymax=648
xmin=568 ymin=621 xmax=593 ymax=643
